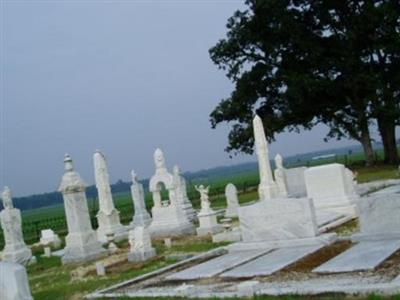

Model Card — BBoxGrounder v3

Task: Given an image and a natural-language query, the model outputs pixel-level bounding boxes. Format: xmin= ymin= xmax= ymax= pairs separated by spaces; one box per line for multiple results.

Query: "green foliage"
xmin=209 ymin=0 xmax=400 ymax=164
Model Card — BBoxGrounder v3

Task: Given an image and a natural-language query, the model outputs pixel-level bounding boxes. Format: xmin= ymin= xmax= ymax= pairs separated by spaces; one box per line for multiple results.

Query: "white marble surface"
xmin=166 ymin=249 xmax=270 ymax=280
xmin=313 ymin=240 xmax=400 ymax=273
xmin=285 ymin=167 xmax=307 ymax=197
xmin=128 ymin=226 xmax=156 ymax=262
xmin=221 ymin=244 xmax=323 ymax=278
xmin=40 ymin=229 xmax=62 ymax=248
xmin=224 ymin=183 xmax=239 ymax=218
xmin=305 ymin=163 xmax=358 ymax=212
xmin=357 ymin=193 xmax=400 ymax=237
xmin=130 ymin=171 xmax=152 ymax=228
xmin=238 ymin=197 xmax=318 ymax=242
xmin=59 ymin=154 xmax=106 ymax=264
xmin=0 ymin=187 xmax=32 ymax=266
xmin=0 ymin=261 xmax=33 ymax=300
xmin=253 ymin=115 xmax=279 ymax=201
xmin=274 ymin=154 xmax=289 ymax=197
xmin=94 ymin=150 xmax=126 ymax=243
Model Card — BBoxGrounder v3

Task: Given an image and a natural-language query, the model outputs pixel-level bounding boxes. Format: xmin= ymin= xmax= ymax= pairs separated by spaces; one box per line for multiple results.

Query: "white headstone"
xmin=148 ymin=149 xmax=195 ymax=237
xmin=44 ymin=246 xmax=52 ymax=257
xmin=0 ymin=261 xmax=33 ymax=300
xmin=224 ymin=183 xmax=239 ymax=218
xmin=356 ymin=193 xmax=400 ymax=239
xmin=274 ymin=154 xmax=289 ymax=197
xmin=253 ymin=115 xmax=279 ymax=201
xmin=93 ymin=150 xmax=126 ymax=243
xmin=195 ymin=185 xmax=223 ymax=236
xmin=304 ymin=163 xmax=358 ymax=214
xmin=128 ymin=226 xmax=156 ymax=262
xmin=238 ymin=197 xmax=318 ymax=242
xmin=59 ymin=154 xmax=107 ymax=264
xmin=0 ymin=187 xmax=32 ymax=266
xmin=40 ymin=229 xmax=62 ymax=248
xmin=285 ymin=167 xmax=307 ymax=197
xmin=130 ymin=170 xmax=152 ymax=228
xmin=96 ymin=261 xmax=106 ymax=276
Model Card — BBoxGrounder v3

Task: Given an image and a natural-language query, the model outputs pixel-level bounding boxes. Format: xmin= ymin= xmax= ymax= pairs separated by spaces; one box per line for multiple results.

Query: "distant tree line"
xmin=209 ymin=0 xmax=400 ymax=166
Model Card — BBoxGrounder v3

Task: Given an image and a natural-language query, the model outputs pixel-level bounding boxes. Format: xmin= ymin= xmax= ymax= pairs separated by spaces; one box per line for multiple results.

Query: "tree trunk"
xmin=359 ymin=121 xmax=375 ymax=167
xmin=377 ymin=117 xmax=399 ymax=165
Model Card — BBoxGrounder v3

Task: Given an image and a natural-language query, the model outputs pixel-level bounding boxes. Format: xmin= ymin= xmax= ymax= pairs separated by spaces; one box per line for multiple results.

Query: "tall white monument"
xmin=0 ymin=262 xmax=33 ymax=300
xmin=274 ymin=153 xmax=288 ymax=197
xmin=253 ymin=115 xmax=278 ymax=201
xmin=59 ymin=154 xmax=106 ymax=264
xmin=93 ymin=150 xmax=126 ymax=243
xmin=172 ymin=165 xmax=197 ymax=222
xmin=0 ymin=186 xmax=32 ymax=266
xmin=130 ymin=170 xmax=152 ymax=228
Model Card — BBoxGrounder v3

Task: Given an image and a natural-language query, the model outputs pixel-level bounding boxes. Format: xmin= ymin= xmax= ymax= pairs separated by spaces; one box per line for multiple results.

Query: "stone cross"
xmin=0 ymin=186 xmax=32 ymax=265
xmin=253 ymin=115 xmax=278 ymax=201
xmin=59 ymin=154 xmax=106 ymax=264
xmin=93 ymin=150 xmax=125 ymax=243
xmin=130 ymin=170 xmax=152 ymax=228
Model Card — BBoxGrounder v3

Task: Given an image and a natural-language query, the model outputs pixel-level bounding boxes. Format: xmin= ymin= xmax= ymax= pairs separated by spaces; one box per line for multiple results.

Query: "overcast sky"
xmin=1 ymin=0 xmax=364 ymax=197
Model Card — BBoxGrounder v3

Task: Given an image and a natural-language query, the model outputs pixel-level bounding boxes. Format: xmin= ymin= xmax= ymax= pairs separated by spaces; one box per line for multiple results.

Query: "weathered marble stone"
xmin=172 ymin=165 xmax=197 ymax=222
xmin=0 ymin=187 xmax=32 ymax=266
xmin=128 ymin=226 xmax=156 ymax=262
xmin=253 ymin=115 xmax=279 ymax=201
xmin=195 ymin=185 xmax=223 ymax=236
xmin=93 ymin=150 xmax=126 ymax=243
xmin=224 ymin=183 xmax=239 ymax=218
xmin=59 ymin=154 xmax=107 ymax=264
xmin=313 ymin=240 xmax=400 ymax=273
xmin=356 ymin=193 xmax=400 ymax=238
xmin=305 ymin=163 xmax=358 ymax=214
xmin=274 ymin=154 xmax=288 ymax=197
xmin=0 ymin=261 xmax=33 ymax=300
xmin=221 ymin=244 xmax=323 ymax=278
xmin=40 ymin=229 xmax=62 ymax=248
xmin=130 ymin=170 xmax=152 ymax=228
xmin=285 ymin=167 xmax=307 ymax=197
xmin=166 ymin=249 xmax=270 ymax=280
xmin=149 ymin=149 xmax=195 ymax=237
xmin=238 ymin=197 xmax=318 ymax=243
xmin=96 ymin=261 xmax=106 ymax=276
xmin=43 ymin=246 xmax=52 ymax=257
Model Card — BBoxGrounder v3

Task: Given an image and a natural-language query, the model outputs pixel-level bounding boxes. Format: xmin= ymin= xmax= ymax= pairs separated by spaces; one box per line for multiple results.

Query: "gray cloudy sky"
xmin=1 ymin=0 xmax=360 ymax=196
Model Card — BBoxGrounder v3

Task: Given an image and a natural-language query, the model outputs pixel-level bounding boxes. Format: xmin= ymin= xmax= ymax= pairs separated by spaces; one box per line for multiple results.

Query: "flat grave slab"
xmin=313 ymin=240 xmax=400 ymax=273
xmin=166 ymin=249 xmax=271 ymax=280
xmin=315 ymin=210 xmax=343 ymax=227
xmin=220 ymin=244 xmax=323 ymax=278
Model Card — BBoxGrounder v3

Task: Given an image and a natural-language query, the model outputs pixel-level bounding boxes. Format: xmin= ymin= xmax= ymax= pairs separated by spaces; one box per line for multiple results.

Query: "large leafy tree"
xmin=209 ymin=0 xmax=399 ymax=165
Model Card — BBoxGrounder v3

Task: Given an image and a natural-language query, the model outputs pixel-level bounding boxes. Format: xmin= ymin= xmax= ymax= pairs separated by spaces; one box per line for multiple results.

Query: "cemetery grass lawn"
xmin=354 ymin=164 xmax=400 ymax=183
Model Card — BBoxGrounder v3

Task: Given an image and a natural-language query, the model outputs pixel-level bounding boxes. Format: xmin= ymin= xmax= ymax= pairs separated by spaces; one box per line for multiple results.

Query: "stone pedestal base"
xmin=0 ymin=262 xmax=33 ymax=300
xmin=62 ymin=232 xmax=107 ymax=265
xmin=128 ymin=248 xmax=156 ymax=262
xmin=196 ymin=210 xmax=223 ymax=236
xmin=149 ymin=205 xmax=195 ymax=238
xmin=2 ymin=244 xmax=32 ymax=266
xmin=97 ymin=210 xmax=128 ymax=243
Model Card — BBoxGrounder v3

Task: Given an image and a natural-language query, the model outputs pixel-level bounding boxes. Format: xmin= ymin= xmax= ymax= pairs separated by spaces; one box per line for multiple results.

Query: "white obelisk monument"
xmin=253 ymin=115 xmax=278 ymax=201
xmin=93 ymin=150 xmax=126 ymax=243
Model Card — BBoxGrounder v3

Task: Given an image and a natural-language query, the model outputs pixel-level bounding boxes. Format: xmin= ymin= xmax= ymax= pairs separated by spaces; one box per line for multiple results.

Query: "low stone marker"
xmin=96 ymin=261 xmax=106 ymax=276
xmin=0 ymin=261 xmax=33 ymax=300
xmin=224 ymin=183 xmax=239 ymax=218
xmin=40 ymin=229 xmax=62 ymax=248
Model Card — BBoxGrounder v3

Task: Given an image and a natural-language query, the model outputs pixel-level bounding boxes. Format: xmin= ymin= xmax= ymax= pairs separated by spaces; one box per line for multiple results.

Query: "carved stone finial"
xmin=131 ymin=170 xmax=139 ymax=183
xmin=64 ymin=153 xmax=74 ymax=172
xmin=154 ymin=148 xmax=166 ymax=169
xmin=275 ymin=153 xmax=284 ymax=169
